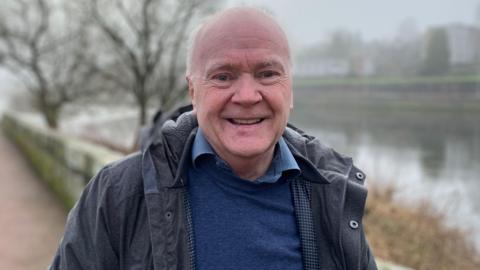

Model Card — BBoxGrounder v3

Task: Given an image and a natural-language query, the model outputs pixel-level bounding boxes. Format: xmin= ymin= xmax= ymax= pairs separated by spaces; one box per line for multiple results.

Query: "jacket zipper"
xmin=183 ymin=188 xmax=196 ymax=270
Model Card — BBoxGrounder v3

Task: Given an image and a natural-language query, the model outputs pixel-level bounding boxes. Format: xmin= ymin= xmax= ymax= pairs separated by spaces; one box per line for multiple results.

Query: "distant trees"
xmin=295 ymin=27 xmax=425 ymax=78
xmin=324 ymin=30 xmax=363 ymax=60
xmin=421 ymin=27 xmax=450 ymax=76
xmin=296 ymin=30 xmax=366 ymax=77
xmin=77 ymin=0 xmax=217 ymax=126
xmin=0 ymin=0 xmax=94 ymax=128
xmin=325 ymin=30 xmax=365 ymax=77
xmin=368 ymin=18 xmax=423 ymax=76
xmin=294 ymin=21 xmax=470 ymax=78
xmin=367 ymin=38 xmax=422 ymax=77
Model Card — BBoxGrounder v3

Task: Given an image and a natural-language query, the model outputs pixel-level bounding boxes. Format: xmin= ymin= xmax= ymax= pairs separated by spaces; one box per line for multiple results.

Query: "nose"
xmin=231 ymin=74 xmax=262 ymax=105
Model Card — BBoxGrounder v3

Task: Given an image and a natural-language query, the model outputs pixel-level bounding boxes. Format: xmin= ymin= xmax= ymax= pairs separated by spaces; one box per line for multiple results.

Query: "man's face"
xmin=187 ymin=13 xmax=293 ymax=167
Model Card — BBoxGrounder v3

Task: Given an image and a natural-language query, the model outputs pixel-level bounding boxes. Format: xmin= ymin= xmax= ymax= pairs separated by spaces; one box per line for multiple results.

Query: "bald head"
xmin=186 ymin=7 xmax=291 ymax=76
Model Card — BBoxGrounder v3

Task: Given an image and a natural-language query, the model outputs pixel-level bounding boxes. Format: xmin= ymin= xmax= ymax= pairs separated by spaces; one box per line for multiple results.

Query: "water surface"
xmin=290 ymin=89 xmax=480 ymax=247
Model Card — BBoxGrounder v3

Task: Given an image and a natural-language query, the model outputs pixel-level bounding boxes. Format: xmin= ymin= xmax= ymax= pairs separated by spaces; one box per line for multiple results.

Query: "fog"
xmin=227 ymin=0 xmax=480 ymax=48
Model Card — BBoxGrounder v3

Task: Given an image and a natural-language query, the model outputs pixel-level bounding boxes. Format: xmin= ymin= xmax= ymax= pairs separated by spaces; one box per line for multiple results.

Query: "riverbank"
xmin=294 ymin=75 xmax=480 ymax=86
xmin=365 ymin=184 xmax=480 ymax=270
xmin=293 ymin=75 xmax=480 ymax=113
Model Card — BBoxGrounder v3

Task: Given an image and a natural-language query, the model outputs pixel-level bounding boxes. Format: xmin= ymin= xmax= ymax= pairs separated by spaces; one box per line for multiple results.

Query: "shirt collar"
xmin=191 ymin=128 xmax=300 ymax=183
xmin=191 ymin=128 xmax=216 ymax=165
xmin=258 ymin=136 xmax=300 ymax=183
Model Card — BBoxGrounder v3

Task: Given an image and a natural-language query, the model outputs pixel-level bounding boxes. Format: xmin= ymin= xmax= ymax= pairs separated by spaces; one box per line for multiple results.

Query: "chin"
xmin=227 ymin=143 xmax=274 ymax=159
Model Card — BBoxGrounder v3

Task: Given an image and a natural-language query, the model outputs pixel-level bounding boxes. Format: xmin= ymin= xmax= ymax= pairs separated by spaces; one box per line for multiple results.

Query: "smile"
xmin=228 ymin=118 xmax=264 ymax=125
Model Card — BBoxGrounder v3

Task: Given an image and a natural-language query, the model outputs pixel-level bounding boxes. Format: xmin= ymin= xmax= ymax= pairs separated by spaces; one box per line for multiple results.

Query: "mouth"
xmin=227 ymin=118 xmax=264 ymax=125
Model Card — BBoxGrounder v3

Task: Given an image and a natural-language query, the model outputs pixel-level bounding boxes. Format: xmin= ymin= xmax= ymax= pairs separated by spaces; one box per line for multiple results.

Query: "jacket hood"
xmin=283 ymin=124 xmax=354 ymax=184
xmin=144 ymin=106 xmax=355 ymax=187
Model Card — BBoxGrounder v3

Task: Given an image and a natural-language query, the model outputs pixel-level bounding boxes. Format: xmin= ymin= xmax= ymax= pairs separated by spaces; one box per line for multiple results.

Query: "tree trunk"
xmin=136 ymin=86 xmax=148 ymax=126
xmin=130 ymin=93 xmax=148 ymax=151
xmin=139 ymin=103 xmax=147 ymax=126
xmin=43 ymin=105 xmax=59 ymax=129
xmin=37 ymin=98 xmax=60 ymax=129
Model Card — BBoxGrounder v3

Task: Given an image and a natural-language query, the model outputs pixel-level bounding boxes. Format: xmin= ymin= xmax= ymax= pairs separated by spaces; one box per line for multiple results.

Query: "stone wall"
xmin=1 ymin=113 xmax=123 ymax=208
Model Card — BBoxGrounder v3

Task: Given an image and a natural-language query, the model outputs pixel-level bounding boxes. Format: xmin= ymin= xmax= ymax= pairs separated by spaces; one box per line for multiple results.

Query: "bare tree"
xmin=0 ymin=0 xmax=95 ymax=129
xmin=81 ymin=0 xmax=217 ymax=127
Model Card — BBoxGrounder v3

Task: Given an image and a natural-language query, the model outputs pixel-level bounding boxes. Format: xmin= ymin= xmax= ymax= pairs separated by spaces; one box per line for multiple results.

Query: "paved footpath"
xmin=0 ymin=130 xmax=67 ymax=270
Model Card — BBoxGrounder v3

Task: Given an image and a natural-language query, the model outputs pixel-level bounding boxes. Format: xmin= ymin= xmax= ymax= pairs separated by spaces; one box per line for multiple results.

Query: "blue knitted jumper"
xmin=187 ymin=129 xmax=303 ymax=270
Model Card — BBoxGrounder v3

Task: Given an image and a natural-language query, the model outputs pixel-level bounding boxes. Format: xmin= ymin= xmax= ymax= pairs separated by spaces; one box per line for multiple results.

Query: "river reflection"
xmin=291 ymin=90 xmax=480 ymax=247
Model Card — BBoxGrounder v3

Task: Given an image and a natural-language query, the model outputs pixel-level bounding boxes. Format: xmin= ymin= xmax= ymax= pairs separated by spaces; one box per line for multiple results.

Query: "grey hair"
xmin=185 ymin=6 xmax=292 ymax=77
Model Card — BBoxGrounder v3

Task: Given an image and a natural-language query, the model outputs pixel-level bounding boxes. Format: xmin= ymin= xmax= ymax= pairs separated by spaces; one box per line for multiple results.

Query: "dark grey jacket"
xmin=50 ymin=110 xmax=377 ymax=270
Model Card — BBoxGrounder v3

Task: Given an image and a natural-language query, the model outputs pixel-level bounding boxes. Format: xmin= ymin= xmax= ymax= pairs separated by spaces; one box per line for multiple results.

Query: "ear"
xmin=186 ymin=76 xmax=196 ymax=108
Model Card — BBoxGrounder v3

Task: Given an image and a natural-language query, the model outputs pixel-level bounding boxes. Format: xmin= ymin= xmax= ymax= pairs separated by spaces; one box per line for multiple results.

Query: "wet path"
xmin=0 ymin=130 xmax=67 ymax=270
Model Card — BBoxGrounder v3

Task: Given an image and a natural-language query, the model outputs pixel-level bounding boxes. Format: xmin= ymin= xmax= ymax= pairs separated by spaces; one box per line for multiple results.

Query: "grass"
xmin=364 ymin=185 xmax=480 ymax=270
xmin=294 ymin=75 xmax=480 ymax=87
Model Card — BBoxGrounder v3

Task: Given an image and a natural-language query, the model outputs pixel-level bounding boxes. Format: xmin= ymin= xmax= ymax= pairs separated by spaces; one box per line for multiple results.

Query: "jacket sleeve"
xmin=49 ymin=167 xmax=119 ymax=270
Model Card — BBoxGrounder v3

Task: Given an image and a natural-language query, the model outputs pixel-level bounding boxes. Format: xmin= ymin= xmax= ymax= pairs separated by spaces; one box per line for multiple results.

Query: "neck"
xmin=221 ymin=150 xmax=274 ymax=181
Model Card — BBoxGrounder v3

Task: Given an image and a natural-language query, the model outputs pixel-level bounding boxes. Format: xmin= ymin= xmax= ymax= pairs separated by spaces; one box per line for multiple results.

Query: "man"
xmin=50 ymin=7 xmax=377 ymax=270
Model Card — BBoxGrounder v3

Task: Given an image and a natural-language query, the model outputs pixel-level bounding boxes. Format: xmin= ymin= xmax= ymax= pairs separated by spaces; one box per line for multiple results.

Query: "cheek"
xmin=273 ymin=80 xmax=293 ymax=106
xmin=194 ymin=90 xmax=226 ymax=121
xmin=191 ymin=85 xmax=209 ymax=111
xmin=271 ymin=87 xmax=293 ymax=113
xmin=283 ymin=87 xmax=293 ymax=111
xmin=202 ymin=90 xmax=233 ymax=109
xmin=285 ymin=90 xmax=292 ymax=105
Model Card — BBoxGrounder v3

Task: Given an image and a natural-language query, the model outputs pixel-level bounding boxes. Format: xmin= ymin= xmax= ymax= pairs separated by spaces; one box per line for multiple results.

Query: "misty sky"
xmin=227 ymin=0 xmax=480 ymax=48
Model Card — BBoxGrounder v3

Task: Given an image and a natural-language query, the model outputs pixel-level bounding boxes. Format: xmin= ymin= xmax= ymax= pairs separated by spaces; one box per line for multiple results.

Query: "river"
xmin=290 ymin=88 xmax=480 ymax=248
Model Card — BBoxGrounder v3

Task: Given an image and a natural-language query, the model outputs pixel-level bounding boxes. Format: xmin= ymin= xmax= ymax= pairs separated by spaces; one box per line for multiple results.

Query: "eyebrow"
xmin=204 ymin=58 xmax=287 ymax=76
xmin=255 ymin=60 xmax=285 ymax=71
xmin=204 ymin=62 xmax=237 ymax=74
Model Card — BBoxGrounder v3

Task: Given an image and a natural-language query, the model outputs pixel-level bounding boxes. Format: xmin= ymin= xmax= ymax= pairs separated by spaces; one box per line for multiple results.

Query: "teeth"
xmin=231 ymin=118 xmax=263 ymax=125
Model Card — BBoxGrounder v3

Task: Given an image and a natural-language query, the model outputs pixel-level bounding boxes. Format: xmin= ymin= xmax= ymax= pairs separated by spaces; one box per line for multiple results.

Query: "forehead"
xmin=191 ymin=10 xmax=290 ymax=73
xmin=203 ymin=37 xmax=287 ymax=69
xmin=204 ymin=51 xmax=286 ymax=74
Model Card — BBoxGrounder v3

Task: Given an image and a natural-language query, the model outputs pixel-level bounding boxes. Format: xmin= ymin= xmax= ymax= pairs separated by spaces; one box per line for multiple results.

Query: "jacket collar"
xmin=283 ymin=125 xmax=354 ymax=184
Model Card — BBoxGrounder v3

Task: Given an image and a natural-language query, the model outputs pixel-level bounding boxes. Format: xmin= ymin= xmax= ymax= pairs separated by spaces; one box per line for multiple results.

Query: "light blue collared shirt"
xmin=191 ymin=128 xmax=300 ymax=183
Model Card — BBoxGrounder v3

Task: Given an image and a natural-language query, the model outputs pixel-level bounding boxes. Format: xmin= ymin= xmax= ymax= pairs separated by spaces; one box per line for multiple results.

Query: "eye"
xmin=256 ymin=70 xmax=282 ymax=84
xmin=209 ymin=72 xmax=236 ymax=88
xmin=258 ymin=70 xmax=277 ymax=78
xmin=213 ymin=73 xmax=232 ymax=81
